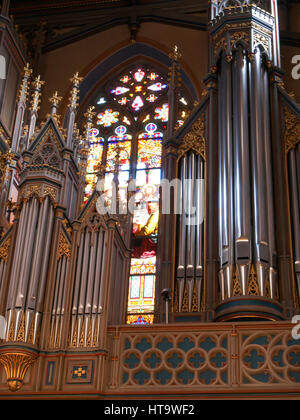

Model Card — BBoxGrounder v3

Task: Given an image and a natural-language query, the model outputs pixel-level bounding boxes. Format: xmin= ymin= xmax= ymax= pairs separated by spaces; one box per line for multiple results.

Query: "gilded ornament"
xmin=68 ymin=72 xmax=83 ymax=109
xmin=169 ymin=44 xmax=182 ymax=61
xmin=247 ymin=264 xmax=259 ymax=296
xmin=43 ymin=186 xmax=57 ymax=202
xmin=253 ymin=31 xmax=270 ymax=54
xmin=0 ymin=150 xmax=14 ymax=186
xmin=0 ymin=351 xmax=38 ymax=392
xmin=178 ymin=114 xmax=206 ymax=160
xmin=25 ymin=184 xmax=42 ymax=199
xmin=230 ymin=31 xmax=249 ymax=48
xmin=0 ymin=237 xmax=11 ymax=262
xmin=17 ymin=63 xmax=32 ymax=103
xmin=49 ymin=91 xmax=62 ymax=106
xmin=213 ymin=31 xmax=249 ymax=56
xmin=57 ymin=232 xmax=71 ymax=260
xmin=232 ymin=268 xmax=242 ymax=297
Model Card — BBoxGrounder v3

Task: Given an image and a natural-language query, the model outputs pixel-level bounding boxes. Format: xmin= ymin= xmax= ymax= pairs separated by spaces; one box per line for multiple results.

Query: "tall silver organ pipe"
xmin=176 ymin=151 xmax=205 ymax=312
xmin=288 ymin=143 xmax=300 ymax=298
xmin=262 ymin=63 xmax=277 ymax=299
xmin=218 ymin=54 xmax=234 ymax=299
xmin=232 ymin=46 xmax=252 ymax=296
xmin=249 ymin=48 xmax=270 ymax=297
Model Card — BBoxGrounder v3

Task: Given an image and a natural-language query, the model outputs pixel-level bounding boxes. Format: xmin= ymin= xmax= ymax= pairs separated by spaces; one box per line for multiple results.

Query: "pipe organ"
xmin=0 ymin=0 xmax=298 ymax=397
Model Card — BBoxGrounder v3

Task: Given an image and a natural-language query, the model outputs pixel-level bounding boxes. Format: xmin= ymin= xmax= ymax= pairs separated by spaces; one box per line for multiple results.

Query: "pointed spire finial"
xmin=49 ymin=91 xmax=62 ymax=107
xmin=70 ymin=72 xmax=83 ymax=87
xmin=49 ymin=91 xmax=62 ymax=119
xmin=68 ymin=72 xmax=83 ymax=109
xmin=23 ymin=62 xmax=32 ymax=78
xmin=84 ymin=106 xmax=96 ymax=144
xmin=169 ymin=44 xmax=182 ymax=61
xmin=17 ymin=63 xmax=32 ymax=103
xmin=30 ymin=75 xmax=44 ymax=111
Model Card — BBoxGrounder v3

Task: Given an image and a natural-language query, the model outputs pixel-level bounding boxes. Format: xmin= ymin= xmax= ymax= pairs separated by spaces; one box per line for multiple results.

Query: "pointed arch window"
xmin=83 ymin=63 xmax=192 ymax=324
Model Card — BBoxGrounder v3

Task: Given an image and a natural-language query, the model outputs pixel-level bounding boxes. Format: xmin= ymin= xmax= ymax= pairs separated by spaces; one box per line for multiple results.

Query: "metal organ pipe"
xmin=262 ymin=66 xmax=277 ymax=299
xmin=177 ymin=155 xmax=187 ymax=311
xmin=27 ymin=198 xmax=48 ymax=310
xmin=36 ymin=201 xmax=55 ymax=312
xmin=249 ymin=48 xmax=270 ymax=297
xmin=233 ymin=46 xmax=252 ymax=295
xmin=16 ymin=198 xmax=39 ymax=307
xmin=218 ymin=54 xmax=234 ymax=299
xmin=288 ymin=148 xmax=300 ymax=296
xmin=6 ymin=200 xmax=29 ymax=309
xmin=55 ymin=256 xmax=67 ymax=347
xmin=186 ymin=152 xmax=195 ymax=311
xmin=196 ymin=155 xmax=204 ymax=311
xmin=218 ymin=58 xmax=225 ymax=300
xmin=296 ymin=144 xmax=300 ymax=206
xmin=78 ymin=230 xmax=91 ymax=316
xmin=50 ymin=257 xmax=63 ymax=347
xmin=93 ymin=230 xmax=105 ymax=316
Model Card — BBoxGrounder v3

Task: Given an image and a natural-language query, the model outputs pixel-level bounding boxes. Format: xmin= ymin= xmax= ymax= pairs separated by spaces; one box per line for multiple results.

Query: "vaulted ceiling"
xmin=8 ymin=0 xmax=300 ymax=54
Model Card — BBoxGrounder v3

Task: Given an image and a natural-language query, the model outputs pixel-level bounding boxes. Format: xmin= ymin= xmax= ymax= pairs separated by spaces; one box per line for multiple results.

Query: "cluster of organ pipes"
xmin=6 ymin=196 xmax=55 ymax=343
xmin=69 ymin=227 xmax=106 ymax=347
xmin=176 ymin=151 xmax=205 ymax=312
xmin=218 ymin=46 xmax=278 ymax=300
xmin=49 ymin=253 xmax=70 ymax=348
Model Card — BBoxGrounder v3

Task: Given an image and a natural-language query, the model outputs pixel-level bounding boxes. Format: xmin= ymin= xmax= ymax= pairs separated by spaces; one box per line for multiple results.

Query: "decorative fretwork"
xmin=284 ymin=107 xmax=300 ymax=153
xmin=57 ymin=232 xmax=71 ymax=260
xmin=253 ymin=30 xmax=270 ymax=54
xmin=173 ymin=280 xmax=204 ymax=313
xmin=111 ymin=324 xmax=300 ymax=390
xmin=22 ymin=184 xmax=58 ymax=204
xmin=247 ymin=264 xmax=260 ymax=296
xmin=31 ymin=138 xmax=62 ymax=170
xmin=178 ymin=114 xmax=206 ymax=160
xmin=218 ymin=0 xmax=270 ymax=13
xmin=119 ymin=330 xmax=229 ymax=387
xmin=232 ymin=268 xmax=242 ymax=296
xmin=214 ymin=31 xmax=250 ymax=56
xmin=33 ymin=126 xmax=63 ymax=156
xmin=0 ymin=150 xmax=14 ymax=186
xmin=0 ymin=237 xmax=11 ymax=262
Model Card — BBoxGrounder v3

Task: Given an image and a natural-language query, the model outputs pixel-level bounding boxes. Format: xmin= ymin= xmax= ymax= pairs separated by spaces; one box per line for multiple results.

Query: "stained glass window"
xmin=109 ymin=67 xmax=168 ymax=113
xmin=84 ymin=64 xmax=192 ymax=324
xmin=154 ymin=103 xmax=169 ymax=122
xmin=97 ymin=109 xmax=119 ymax=127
